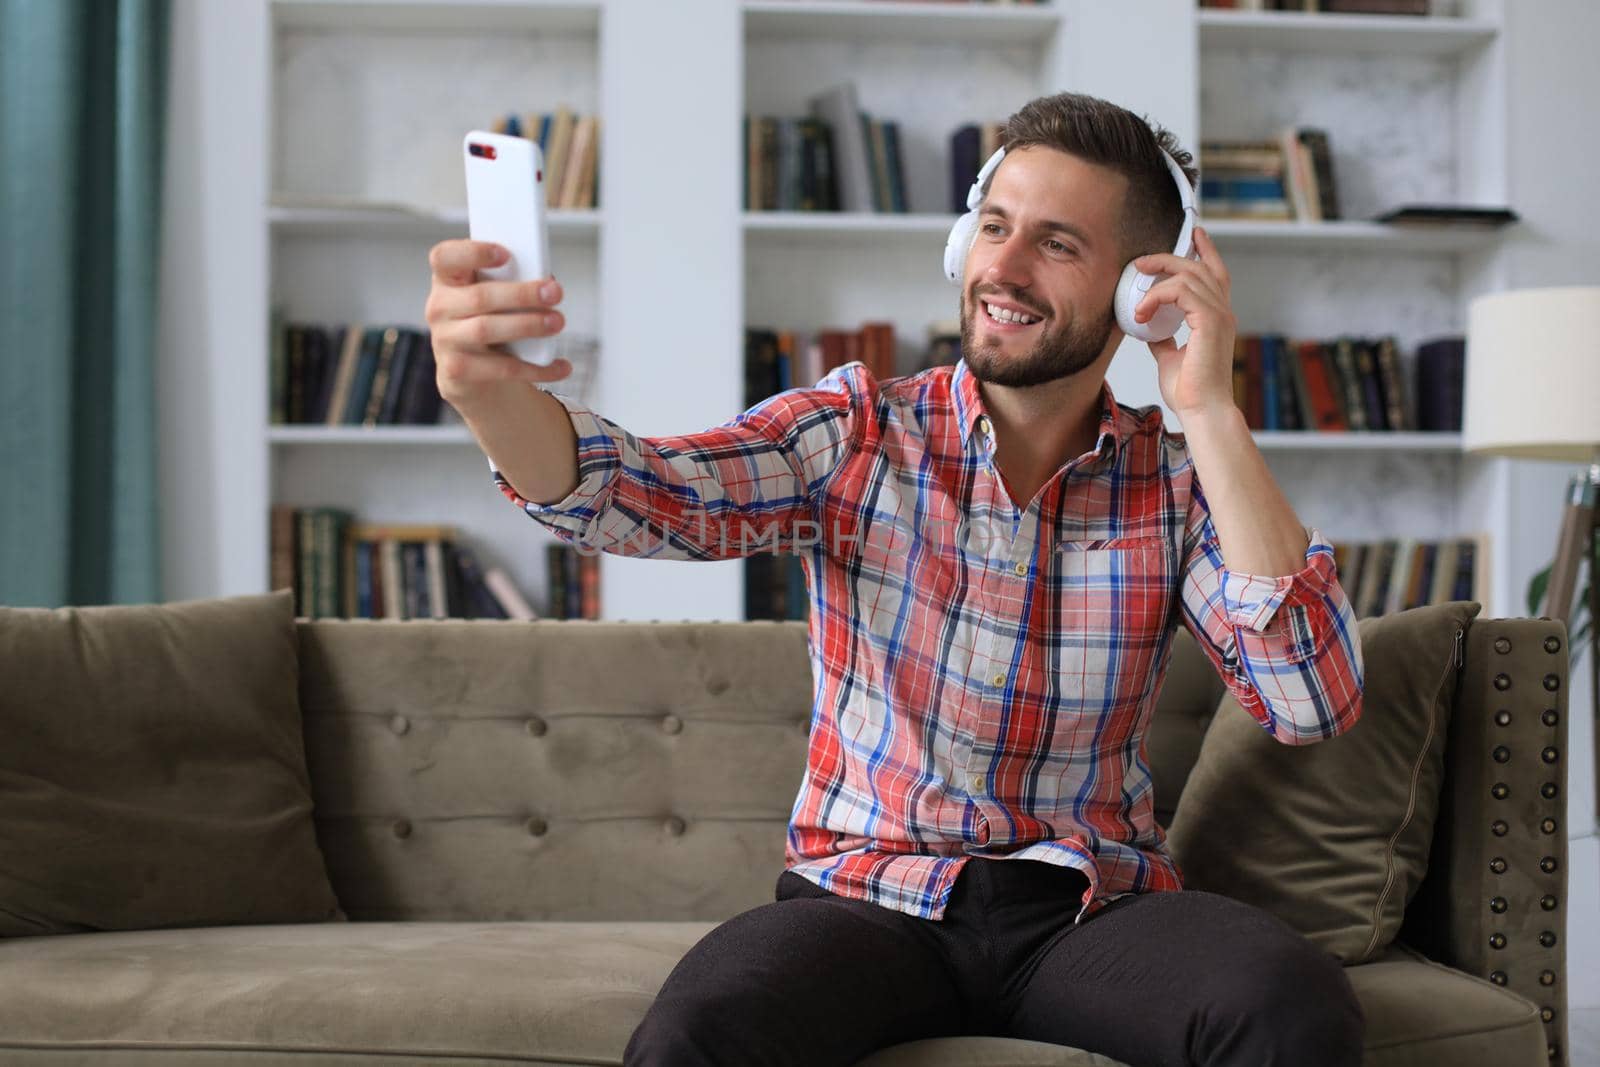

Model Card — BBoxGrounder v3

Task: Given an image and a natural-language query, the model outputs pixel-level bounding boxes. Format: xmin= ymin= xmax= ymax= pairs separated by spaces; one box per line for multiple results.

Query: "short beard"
xmin=960 ymin=290 xmax=1115 ymax=389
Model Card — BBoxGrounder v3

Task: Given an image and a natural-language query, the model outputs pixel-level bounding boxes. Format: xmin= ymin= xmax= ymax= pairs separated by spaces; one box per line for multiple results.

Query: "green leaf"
xmin=1527 ymin=563 xmax=1552 ymax=617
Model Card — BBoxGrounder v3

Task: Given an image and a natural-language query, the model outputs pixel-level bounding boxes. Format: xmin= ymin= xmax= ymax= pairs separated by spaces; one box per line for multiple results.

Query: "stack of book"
xmin=1229 ymin=333 xmax=1464 ymax=433
xmin=269 ymin=510 xmax=541 ymax=621
xmin=744 ymin=323 xmax=900 ymax=408
xmin=491 ymin=106 xmax=600 ymax=210
xmin=270 ymin=315 xmax=444 ymax=427
xmin=545 ymin=543 xmax=600 ymax=620
xmin=1331 ymin=535 xmax=1486 ymax=619
xmin=1199 ymin=128 xmax=1339 ymax=222
xmin=746 ymin=82 xmax=909 ymax=213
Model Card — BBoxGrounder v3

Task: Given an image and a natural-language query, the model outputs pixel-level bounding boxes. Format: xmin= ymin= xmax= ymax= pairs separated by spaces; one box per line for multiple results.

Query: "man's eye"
xmin=1047 ymin=240 xmax=1073 ymax=255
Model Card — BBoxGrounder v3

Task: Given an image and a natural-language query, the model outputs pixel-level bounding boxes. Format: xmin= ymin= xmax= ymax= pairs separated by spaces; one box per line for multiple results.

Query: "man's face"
xmin=960 ymin=146 xmax=1126 ymax=389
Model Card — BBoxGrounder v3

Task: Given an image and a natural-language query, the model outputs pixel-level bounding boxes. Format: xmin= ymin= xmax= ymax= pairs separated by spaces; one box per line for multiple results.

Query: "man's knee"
xmin=1200 ymin=939 xmax=1364 ymax=1067
xmin=624 ymin=991 xmax=728 ymax=1067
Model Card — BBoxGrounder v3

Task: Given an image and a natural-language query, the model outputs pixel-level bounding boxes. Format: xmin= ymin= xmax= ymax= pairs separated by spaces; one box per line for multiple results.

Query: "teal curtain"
xmin=1 ymin=0 xmax=170 ymax=607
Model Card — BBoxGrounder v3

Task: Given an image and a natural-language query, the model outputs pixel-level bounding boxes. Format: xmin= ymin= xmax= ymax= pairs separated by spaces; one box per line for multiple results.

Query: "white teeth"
xmin=984 ymin=301 xmax=1040 ymax=325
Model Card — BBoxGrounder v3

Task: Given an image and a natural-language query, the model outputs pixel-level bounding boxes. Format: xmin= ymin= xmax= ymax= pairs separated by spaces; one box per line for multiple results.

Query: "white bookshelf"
xmin=255 ymin=0 xmax=1516 ymax=622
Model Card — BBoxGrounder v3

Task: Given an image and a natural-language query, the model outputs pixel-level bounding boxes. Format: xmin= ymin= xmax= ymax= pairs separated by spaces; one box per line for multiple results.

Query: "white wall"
xmin=159 ymin=0 xmax=267 ymax=603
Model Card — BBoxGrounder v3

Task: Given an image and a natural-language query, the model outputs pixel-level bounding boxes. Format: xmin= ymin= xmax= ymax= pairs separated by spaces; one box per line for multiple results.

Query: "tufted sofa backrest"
xmin=296 ymin=617 xmax=1226 ymax=923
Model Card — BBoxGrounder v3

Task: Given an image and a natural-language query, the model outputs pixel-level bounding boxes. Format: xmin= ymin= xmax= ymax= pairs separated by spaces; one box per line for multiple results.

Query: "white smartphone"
xmin=463 ymin=130 xmax=556 ymax=366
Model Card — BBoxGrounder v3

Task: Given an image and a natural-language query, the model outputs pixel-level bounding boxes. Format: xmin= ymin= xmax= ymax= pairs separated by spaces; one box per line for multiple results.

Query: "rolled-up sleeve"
xmin=486 ymin=364 xmax=864 ymax=561
xmin=1177 ymin=479 xmax=1364 ymax=745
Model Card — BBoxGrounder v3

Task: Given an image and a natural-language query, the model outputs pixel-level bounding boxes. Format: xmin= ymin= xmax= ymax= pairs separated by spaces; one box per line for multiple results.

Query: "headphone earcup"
xmin=944 ymin=211 xmax=979 ymax=283
xmin=1114 ymin=261 xmax=1185 ymax=343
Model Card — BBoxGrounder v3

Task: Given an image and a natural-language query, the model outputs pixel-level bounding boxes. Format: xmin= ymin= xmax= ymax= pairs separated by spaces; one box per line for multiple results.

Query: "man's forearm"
xmin=448 ymin=383 xmax=579 ymax=506
xmin=1177 ymin=403 xmax=1309 ymax=577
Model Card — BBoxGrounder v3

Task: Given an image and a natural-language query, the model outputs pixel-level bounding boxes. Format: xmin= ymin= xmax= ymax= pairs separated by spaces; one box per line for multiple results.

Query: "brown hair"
xmin=985 ymin=91 xmax=1196 ymax=266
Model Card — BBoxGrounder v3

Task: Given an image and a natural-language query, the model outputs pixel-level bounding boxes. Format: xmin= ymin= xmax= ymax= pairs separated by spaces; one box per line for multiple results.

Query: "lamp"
xmin=1463 ymin=285 xmax=1600 ymax=813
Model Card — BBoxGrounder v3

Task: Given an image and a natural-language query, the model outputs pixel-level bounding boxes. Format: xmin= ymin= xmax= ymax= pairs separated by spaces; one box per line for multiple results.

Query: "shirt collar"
xmin=952 ymin=357 xmax=1124 ymax=467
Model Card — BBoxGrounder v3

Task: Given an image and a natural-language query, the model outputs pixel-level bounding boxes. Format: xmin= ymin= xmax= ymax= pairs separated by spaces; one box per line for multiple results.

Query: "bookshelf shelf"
xmin=743 ymin=212 xmax=1506 ymax=253
xmin=1203 ymin=218 xmax=1505 ymax=253
xmin=268 ymin=425 xmax=475 ymax=445
xmin=268 ymin=203 xmax=603 ymax=239
xmin=1197 ymin=9 xmax=1499 ymax=56
xmin=741 ymin=0 xmax=1060 ymax=45
xmin=1250 ymin=430 xmax=1462 ymax=452
xmin=272 ymin=0 xmax=602 ymax=34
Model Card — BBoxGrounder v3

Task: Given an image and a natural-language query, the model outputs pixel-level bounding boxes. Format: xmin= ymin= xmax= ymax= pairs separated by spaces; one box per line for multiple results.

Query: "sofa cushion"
xmin=0 ymin=922 xmax=1543 ymax=1066
xmin=1166 ymin=600 xmax=1481 ymax=964
xmin=0 ymin=590 xmax=344 ymax=936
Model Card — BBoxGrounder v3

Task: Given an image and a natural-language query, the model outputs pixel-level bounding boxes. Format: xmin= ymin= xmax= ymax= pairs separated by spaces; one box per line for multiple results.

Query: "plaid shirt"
xmin=488 ymin=358 xmax=1364 ymax=924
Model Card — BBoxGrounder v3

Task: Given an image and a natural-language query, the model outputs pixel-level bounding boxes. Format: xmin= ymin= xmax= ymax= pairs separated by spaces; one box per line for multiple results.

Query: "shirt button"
xmin=1013 ymin=561 xmax=1027 ymax=576
xmin=976 ymin=415 xmax=991 ymax=435
xmin=991 ymin=672 xmax=1006 ymax=686
xmin=971 ymin=774 xmax=985 ymax=792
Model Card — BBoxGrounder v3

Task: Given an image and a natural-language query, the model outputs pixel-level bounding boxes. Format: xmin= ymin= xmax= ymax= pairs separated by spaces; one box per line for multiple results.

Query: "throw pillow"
xmin=0 ymin=590 xmax=345 ymax=936
xmin=1166 ymin=599 xmax=1481 ymax=964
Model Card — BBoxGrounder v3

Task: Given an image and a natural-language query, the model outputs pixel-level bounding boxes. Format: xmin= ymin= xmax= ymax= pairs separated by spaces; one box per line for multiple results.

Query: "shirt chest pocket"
xmin=1049 ymin=535 xmax=1174 ymax=641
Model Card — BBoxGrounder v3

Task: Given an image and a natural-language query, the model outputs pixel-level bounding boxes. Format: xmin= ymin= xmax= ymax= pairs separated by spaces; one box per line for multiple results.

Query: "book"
xmin=1415 ymin=337 xmax=1465 ymax=432
xmin=485 ymin=566 xmax=538 ymax=620
xmin=807 ymin=83 xmax=876 ymax=213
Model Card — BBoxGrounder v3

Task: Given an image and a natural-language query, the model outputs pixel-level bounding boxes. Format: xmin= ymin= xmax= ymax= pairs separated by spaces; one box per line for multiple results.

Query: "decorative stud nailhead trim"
xmin=1542 ymin=709 xmax=1559 ymax=727
xmin=1541 ymin=817 xmax=1559 ymax=834
xmin=1492 ymin=782 xmax=1510 ymax=799
xmin=1490 ymin=897 xmax=1508 ymax=914
xmin=1539 ymin=931 xmax=1557 ymax=948
xmin=1489 ymin=932 xmax=1506 ymax=949
xmin=1541 ymin=895 xmax=1558 ymax=911
xmin=1492 ymin=820 xmax=1509 ymax=836
xmin=1541 ymin=1007 xmax=1555 ymax=1023
xmin=1544 ymin=635 xmax=1562 ymax=653
xmin=1540 ymin=856 xmax=1558 ymax=873
xmin=1495 ymin=637 xmax=1512 ymax=654
xmin=1490 ymin=971 xmax=1508 ymax=985
xmin=1539 ymin=970 xmax=1556 ymax=987
xmin=1493 ymin=746 xmax=1511 ymax=763
xmin=1494 ymin=673 xmax=1511 ymax=691
xmin=1543 ymin=673 xmax=1560 ymax=692
xmin=1495 ymin=709 xmax=1512 ymax=726
xmin=1542 ymin=746 xmax=1559 ymax=763
xmin=1490 ymin=857 xmax=1508 ymax=874
xmin=1542 ymin=781 xmax=1560 ymax=799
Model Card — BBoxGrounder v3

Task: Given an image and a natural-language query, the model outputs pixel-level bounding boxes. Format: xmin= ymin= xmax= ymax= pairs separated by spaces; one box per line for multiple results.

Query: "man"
xmin=424 ymin=91 xmax=1366 ymax=1067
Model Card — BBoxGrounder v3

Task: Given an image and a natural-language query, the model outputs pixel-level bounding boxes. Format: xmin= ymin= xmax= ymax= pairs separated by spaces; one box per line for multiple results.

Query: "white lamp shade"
xmin=1462 ymin=285 xmax=1600 ymax=460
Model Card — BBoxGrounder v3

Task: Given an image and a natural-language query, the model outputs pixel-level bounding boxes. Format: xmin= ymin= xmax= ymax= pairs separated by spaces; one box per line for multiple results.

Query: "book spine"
xmin=547 ymin=542 xmax=568 ymax=618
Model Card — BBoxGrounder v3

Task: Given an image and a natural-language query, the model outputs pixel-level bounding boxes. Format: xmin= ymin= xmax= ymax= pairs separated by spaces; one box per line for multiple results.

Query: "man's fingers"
xmin=457 ymin=310 xmax=564 ymax=347
xmin=431 ymin=277 xmax=562 ymax=322
xmin=428 ymin=239 xmax=507 ymax=286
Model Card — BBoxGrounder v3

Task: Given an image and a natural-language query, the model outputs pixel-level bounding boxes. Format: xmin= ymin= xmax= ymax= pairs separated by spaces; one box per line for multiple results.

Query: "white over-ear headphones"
xmin=943 ymin=143 xmax=1200 ymax=344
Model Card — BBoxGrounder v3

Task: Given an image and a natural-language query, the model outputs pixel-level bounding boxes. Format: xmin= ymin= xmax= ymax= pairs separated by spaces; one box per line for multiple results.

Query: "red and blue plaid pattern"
xmin=489 ymin=358 xmax=1363 ymax=924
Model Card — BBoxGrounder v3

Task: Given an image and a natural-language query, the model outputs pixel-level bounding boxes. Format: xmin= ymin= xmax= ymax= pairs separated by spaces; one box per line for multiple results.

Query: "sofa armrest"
xmin=1398 ymin=616 xmax=1571 ymax=1067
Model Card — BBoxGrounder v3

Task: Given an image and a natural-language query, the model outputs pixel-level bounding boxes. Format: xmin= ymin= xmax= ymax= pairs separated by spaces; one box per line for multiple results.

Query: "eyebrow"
xmin=979 ymin=203 xmax=1094 ymax=250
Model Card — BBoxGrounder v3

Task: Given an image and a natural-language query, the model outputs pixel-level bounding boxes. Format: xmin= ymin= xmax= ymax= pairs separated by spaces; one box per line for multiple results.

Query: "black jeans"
xmin=624 ymin=857 xmax=1364 ymax=1067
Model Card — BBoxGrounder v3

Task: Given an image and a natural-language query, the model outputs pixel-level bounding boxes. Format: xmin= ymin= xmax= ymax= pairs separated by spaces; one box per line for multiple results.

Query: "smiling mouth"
xmin=978 ymin=299 xmax=1046 ymax=333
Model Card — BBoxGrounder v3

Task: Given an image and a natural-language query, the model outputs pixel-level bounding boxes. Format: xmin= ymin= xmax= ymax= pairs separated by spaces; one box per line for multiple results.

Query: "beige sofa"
xmin=0 ymin=612 xmax=1571 ymax=1066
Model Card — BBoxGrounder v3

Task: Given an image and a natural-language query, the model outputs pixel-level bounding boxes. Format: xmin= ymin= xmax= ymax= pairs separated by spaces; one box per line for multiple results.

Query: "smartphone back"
xmin=463 ymin=130 xmax=555 ymax=366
